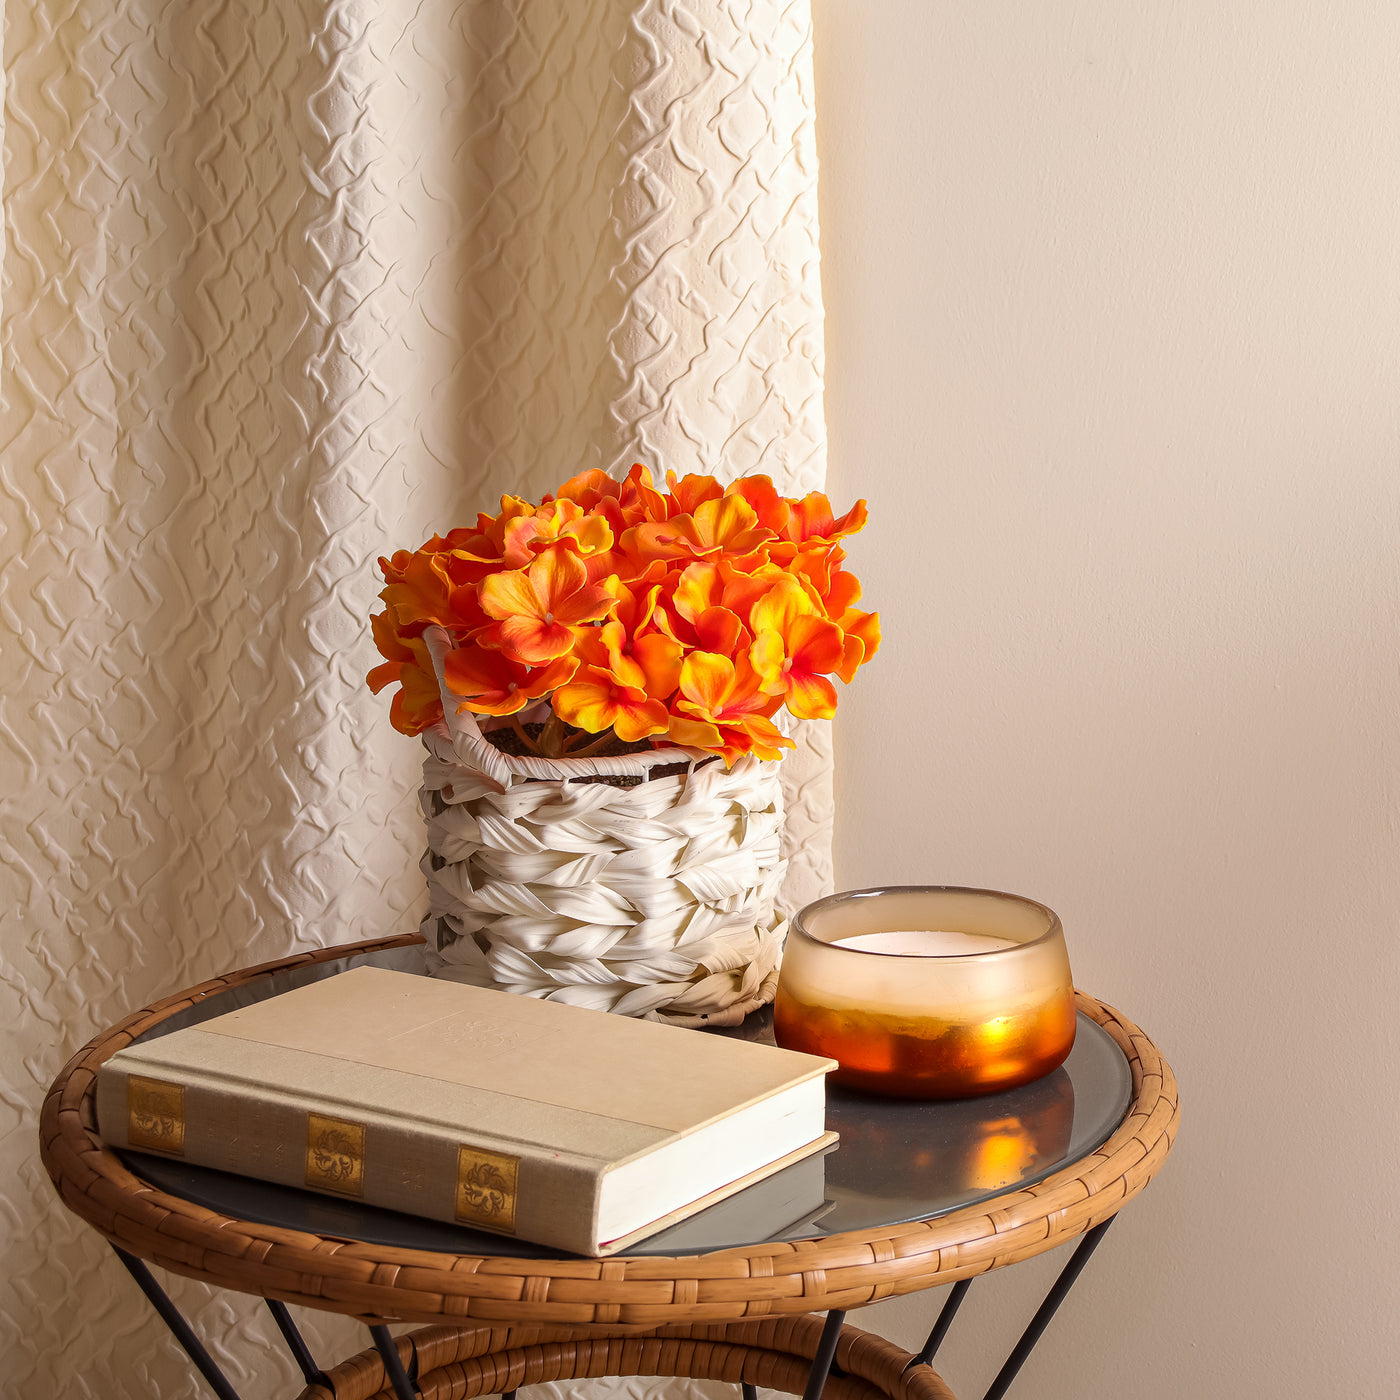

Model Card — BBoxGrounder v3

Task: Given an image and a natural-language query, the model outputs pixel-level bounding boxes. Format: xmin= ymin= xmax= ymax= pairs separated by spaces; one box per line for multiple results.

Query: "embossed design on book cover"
xmin=305 ymin=1114 xmax=365 ymax=1195
xmin=127 ymin=1076 xmax=185 ymax=1155
xmin=455 ymin=1145 xmax=518 ymax=1232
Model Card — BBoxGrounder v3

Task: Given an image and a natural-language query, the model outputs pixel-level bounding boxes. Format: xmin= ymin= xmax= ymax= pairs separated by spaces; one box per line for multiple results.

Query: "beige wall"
xmin=813 ymin=3 xmax=1400 ymax=1396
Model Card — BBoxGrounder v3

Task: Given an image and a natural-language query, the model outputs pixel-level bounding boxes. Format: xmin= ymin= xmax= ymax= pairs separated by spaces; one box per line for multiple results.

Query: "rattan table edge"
xmin=40 ymin=938 xmax=1179 ymax=1329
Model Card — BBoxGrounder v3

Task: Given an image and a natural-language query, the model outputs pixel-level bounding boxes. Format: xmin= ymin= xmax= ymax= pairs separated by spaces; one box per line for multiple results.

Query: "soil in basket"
xmin=482 ymin=723 xmax=717 ymax=788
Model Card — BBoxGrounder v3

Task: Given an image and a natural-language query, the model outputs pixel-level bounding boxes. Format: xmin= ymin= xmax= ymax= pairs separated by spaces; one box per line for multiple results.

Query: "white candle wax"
xmin=830 ymin=929 xmax=1019 ymax=957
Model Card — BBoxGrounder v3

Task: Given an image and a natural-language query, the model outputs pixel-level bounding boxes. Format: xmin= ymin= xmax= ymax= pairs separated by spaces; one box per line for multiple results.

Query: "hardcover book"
xmin=95 ymin=967 xmax=837 ymax=1256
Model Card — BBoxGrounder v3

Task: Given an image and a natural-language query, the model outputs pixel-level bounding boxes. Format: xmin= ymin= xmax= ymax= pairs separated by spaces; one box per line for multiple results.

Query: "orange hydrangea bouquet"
xmin=368 ymin=465 xmax=878 ymax=764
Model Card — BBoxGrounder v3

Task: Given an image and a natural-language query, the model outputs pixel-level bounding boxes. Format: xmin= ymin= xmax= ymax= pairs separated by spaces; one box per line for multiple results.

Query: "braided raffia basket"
xmin=419 ymin=628 xmax=788 ymax=1026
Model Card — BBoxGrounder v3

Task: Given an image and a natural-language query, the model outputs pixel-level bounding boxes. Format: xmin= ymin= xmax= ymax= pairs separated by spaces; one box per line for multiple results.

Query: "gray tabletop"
xmin=120 ymin=952 xmax=1132 ymax=1261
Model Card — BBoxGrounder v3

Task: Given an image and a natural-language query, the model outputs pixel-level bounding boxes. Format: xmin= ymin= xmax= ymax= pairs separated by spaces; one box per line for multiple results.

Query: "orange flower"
xmin=377 ymin=551 xmax=453 ymax=629
xmin=479 ymin=547 xmax=616 ymax=664
xmin=654 ymin=563 xmax=749 ymax=656
xmin=730 ymin=475 xmax=791 ymax=536
xmin=555 ymin=463 xmax=670 ymax=526
xmin=783 ymin=492 xmax=868 ymax=544
xmin=833 ymin=608 xmax=881 ymax=681
xmin=628 ymin=493 xmax=772 ymax=564
xmin=577 ymin=620 xmax=684 ymax=695
xmin=554 ymin=669 xmax=672 ymax=742
xmin=713 ymin=560 xmax=815 ymax=630
xmin=610 ymin=578 xmax=663 ymax=638
xmin=672 ymin=651 xmax=792 ymax=761
xmin=555 ymin=624 xmax=683 ymax=741
xmin=442 ymin=647 xmax=578 ymax=717
xmin=367 ymin=619 xmax=443 ymax=735
xmin=379 ymin=550 xmax=490 ymax=637
xmin=370 ymin=466 xmax=873 ymax=763
xmin=665 ymin=471 xmax=725 ymax=515
xmin=501 ymin=499 xmax=614 ymax=569
xmin=819 ymin=562 xmax=862 ymax=617
xmin=749 ymin=576 xmax=847 ymax=721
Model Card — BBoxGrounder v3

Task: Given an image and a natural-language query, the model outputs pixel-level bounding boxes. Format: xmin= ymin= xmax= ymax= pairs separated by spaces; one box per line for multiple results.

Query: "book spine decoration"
xmin=455 ymin=1145 xmax=519 ymax=1232
xmin=305 ymin=1114 xmax=366 ymax=1196
xmin=100 ymin=1068 xmax=563 ymax=1250
xmin=127 ymin=1076 xmax=185 ymax=1155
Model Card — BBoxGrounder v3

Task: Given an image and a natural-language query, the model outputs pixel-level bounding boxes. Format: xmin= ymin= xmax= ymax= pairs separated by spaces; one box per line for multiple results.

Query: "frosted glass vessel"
xmin=774 ymin=887 xmax=1076 ymax=1099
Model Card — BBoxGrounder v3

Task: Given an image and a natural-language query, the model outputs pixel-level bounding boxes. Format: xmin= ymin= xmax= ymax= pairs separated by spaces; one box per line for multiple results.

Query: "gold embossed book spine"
xmin=94 ymin=1065 xmax=589 ymax=1250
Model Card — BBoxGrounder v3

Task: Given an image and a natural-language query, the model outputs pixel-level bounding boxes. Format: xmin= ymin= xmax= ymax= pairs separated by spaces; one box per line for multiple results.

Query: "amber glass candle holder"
xmin=773 ymin=886 xmax=1076 ymax=1099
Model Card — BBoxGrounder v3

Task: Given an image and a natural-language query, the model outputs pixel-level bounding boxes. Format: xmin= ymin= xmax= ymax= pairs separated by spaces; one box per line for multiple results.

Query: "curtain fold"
xmin=1 ymin=4 xmax=831 ymax=1395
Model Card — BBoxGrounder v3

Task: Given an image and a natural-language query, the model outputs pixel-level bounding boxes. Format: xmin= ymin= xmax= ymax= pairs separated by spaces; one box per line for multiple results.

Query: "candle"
xmin=773 ymin=886 xmax=1077 ymax=1099
xmin=831 ymin=930 xmax=1018 ymax=956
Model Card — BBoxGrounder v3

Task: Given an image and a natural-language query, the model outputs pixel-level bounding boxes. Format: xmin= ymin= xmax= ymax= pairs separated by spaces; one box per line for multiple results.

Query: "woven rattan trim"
xmin=40 ymin=938 xmax=1179 ymax=1328
xmin=295 ymin=1317 xmax=959 ymax=1400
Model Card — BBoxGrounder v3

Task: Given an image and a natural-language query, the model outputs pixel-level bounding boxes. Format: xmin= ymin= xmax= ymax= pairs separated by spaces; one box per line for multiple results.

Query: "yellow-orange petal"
xmin=672 ymin=562 xmax=722 ymax=623
xmin=367 ymin=660 xmax=403 ymax=695
xmin=784 ymin=671 xmax=838 ymax=721
xmin=630 ymin=632 xmax=684 ymax=698
xmin=823 ymin=568 xmax=862 ymax=616
xmin=694 ymin=605 xmax=744 ymax=658
xmin=555 ymin=468 xmax=616 ymax=506
xmin=552 ymin=675 xmax=621 ymax=734
xmin=732 ymin=714 xmax=794 ymax=760
xmin=750 ymin=631 xmax=786 ymax=694
xmin=666 ymin=471 xmax=723 ymax=515
xmin=526 ymin=545 xmax=588 ymax=612
xmin=666 ymin=714 xmax=724 ymax=751
xmin=732 ymin=475 xmax=791 ymax=535
xmin=371 ymin=609 xmax=414 ymax=663
xmin=787 ymin=614 xmax=845 ymax=674
xmin=750 ymin=574 xmax=816 ymax=640
xmin=565 ymin=512 xmax=614 ymax=557
xmin=523 ymin=654 xmax=580 ymax=697
xmin=835 ymin=632 xmax=865 ymax=685
xmin=693 ymin=493 xmax=759 ymax=549
xmin=459 ymin=689 xmax=531 ymax=717
xmin=497 ymin=614 xmax=575 ymax=663
xmin=387 ymin=659 xmax=445 ymax=735
xmin=841 ymin=609 xmax=881 ymax=665
xmin=442 ymin=646 xmax=512 ymax=697
xmin=678 ymin=652 xmax=735 ymax=718
xmin=611 ymin=696 xmax=670 ymax=743
xmin=480 ymin=566 xmax=544 ymax=621
xmin=786 ymin=492 xmax=868 ymax=543
xmin=554 ymin=576 xmax=618 ymax=627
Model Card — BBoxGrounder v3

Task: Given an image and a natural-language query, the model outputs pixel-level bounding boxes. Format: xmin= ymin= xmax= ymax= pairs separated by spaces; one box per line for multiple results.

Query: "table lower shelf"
xmin=298 ymin=1314 xmax=958 ymax=1400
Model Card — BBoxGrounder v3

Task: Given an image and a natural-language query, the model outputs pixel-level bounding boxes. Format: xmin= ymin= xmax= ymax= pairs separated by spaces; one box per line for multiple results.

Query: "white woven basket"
xmin=416 ymin=627 xmax=789 ymax=1026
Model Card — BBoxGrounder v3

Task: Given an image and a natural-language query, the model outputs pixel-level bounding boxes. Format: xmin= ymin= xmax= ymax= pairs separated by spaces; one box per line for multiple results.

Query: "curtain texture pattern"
xmin=0 ymin=3 xmax=832 ymax=1396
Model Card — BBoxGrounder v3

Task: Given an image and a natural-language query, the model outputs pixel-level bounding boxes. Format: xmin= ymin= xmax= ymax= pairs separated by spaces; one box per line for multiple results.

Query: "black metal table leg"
xmin=909 ymin=1278 xmax=973 ymax=1369
xmin=980 ymin=1217 xmax=1116 ymax=1400
xmin=370 ymin=1323 xmax=420 ymax=1400
xmin=111 ymin=1247 xmax=244 ymax=1400
xmin=265 ymin=1299 xmax=331 ymax=1390
xmin=742 ymin=1384 xmax=759 ymax=1400
xmin=802 ymin=1309 xmax=847 ymax=1400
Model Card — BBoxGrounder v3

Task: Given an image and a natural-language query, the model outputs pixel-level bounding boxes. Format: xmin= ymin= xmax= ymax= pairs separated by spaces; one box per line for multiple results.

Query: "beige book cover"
xmin=95 ymin=967 xmax=837 ymax=1255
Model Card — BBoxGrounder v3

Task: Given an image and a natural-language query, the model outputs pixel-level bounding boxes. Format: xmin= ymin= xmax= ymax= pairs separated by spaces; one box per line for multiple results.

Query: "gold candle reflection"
xmin=824 ymin=1069 xmax=1075 ymax=1201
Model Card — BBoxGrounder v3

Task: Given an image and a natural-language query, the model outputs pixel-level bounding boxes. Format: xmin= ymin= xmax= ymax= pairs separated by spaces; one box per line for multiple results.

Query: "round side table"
xmin=40 ymin=935 xmax=1179 ymax=1400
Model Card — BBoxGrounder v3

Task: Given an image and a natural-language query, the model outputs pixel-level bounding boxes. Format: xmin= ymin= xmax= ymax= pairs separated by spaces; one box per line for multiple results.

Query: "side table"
xmin=40 ymin=934 xmax=1178 ymax=1400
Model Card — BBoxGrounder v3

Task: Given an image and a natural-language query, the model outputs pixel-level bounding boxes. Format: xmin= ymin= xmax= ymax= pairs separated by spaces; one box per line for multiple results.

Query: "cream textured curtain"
xmin=1 ymin=3 xmax=831 ymax=1396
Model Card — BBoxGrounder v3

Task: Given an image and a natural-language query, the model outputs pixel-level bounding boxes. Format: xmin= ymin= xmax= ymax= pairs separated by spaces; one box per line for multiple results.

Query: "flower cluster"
xmin=369 ymin=466 xmax=879 ymax=763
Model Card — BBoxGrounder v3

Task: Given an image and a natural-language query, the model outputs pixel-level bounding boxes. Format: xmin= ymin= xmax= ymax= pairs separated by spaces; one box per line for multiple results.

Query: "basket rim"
xmin=423 ymin=625 xmax=723 ymax=786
